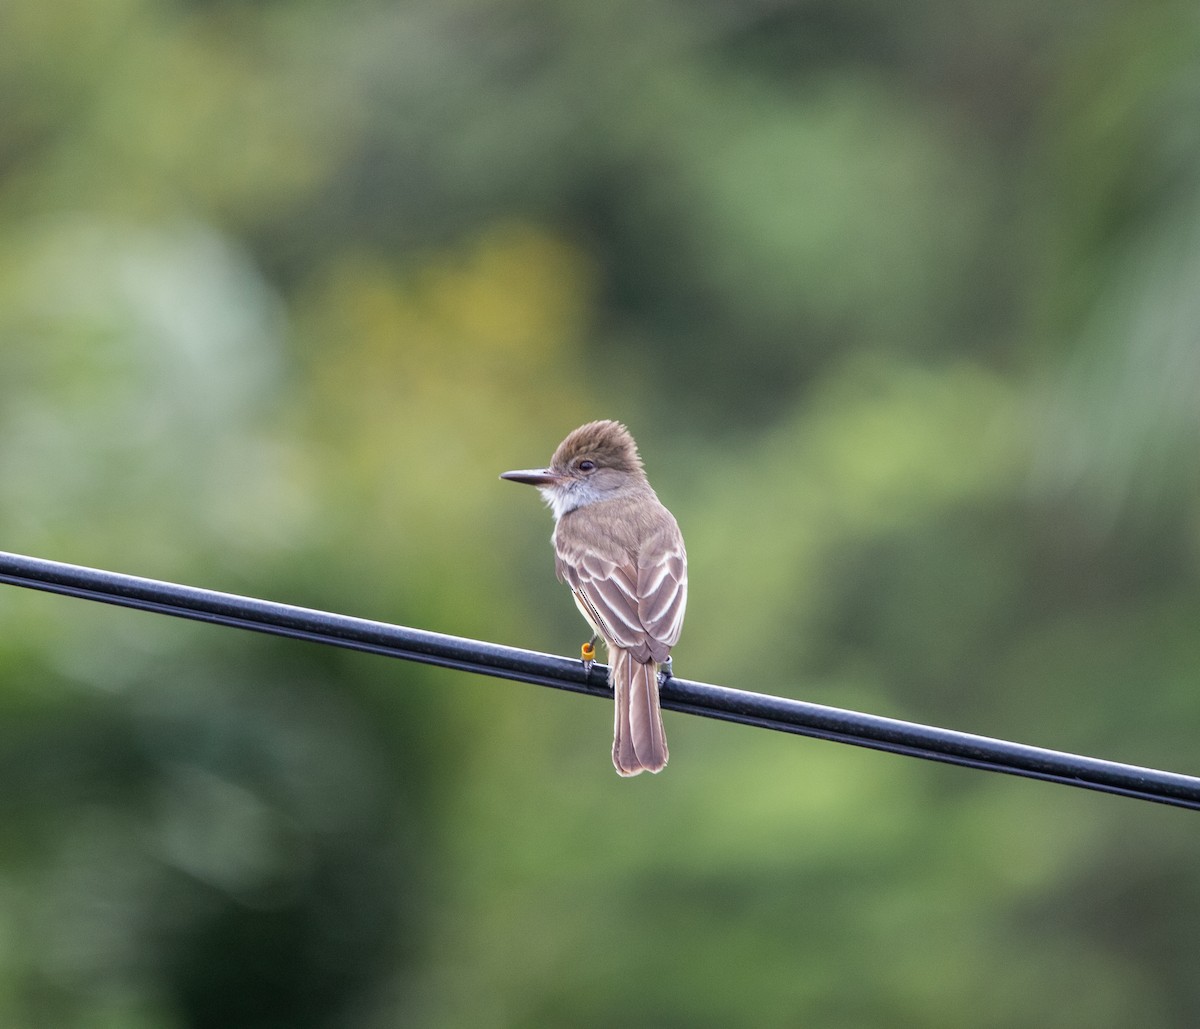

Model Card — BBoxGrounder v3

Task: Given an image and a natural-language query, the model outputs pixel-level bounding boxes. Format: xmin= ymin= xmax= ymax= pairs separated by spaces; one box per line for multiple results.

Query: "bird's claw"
xmin=658 ymin=656 xmax=673 ymax=685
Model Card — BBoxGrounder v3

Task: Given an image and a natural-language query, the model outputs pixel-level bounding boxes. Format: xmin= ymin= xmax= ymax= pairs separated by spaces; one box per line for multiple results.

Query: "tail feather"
xmin=611 ymin=649 xmax=668 ymax=776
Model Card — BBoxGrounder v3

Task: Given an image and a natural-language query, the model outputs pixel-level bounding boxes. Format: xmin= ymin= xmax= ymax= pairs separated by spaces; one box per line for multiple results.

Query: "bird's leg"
xmin=658 ymin=655 xmax=673 ymax=685
xmin=581 ymin=635 xmax=598 ymax=676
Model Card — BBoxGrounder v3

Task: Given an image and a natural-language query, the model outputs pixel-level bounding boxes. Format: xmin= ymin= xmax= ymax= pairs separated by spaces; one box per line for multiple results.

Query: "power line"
xmin=1 ymin=549 xmax=1198 ymax=811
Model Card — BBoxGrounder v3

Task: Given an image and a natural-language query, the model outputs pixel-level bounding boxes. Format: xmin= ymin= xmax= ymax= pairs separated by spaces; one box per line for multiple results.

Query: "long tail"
xmin=611 ymin=648 xmax=669 ymax=776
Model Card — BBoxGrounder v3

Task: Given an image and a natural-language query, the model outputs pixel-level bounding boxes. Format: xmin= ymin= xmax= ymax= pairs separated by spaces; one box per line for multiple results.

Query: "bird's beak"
xmin=500 ymin=467 xmax=559 ymax=487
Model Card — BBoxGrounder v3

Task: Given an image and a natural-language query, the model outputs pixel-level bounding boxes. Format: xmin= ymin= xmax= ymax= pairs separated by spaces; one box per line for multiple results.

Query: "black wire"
xmin=1 ymin=549 xmax=1198 ymax=810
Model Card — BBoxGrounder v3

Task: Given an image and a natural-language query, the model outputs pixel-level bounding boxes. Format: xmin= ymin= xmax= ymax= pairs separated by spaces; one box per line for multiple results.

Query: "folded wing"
xmin=555 ymin=514 xmax=687 ymax=664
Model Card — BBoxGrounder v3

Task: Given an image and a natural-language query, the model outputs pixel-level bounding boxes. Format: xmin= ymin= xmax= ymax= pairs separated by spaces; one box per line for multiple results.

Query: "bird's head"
xmin=501 ymin=420 xmax=647 ymax=519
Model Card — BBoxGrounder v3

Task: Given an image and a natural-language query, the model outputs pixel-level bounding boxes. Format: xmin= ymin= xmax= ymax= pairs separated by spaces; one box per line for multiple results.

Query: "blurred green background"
xmin=3 ymin=0 xmax=1200 ymax=1025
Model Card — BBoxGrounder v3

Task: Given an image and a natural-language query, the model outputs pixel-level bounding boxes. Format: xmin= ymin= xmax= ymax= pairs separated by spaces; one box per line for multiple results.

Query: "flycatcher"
xmin=501 ymin=420 xmax=688 ymax=776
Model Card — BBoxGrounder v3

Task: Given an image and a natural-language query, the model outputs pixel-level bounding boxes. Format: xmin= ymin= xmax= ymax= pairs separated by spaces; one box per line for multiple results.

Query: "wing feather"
xmin=637 ymin=542 xmax=687 ymax=656
xmin=554 ymin=500 xmax=688 ymax=664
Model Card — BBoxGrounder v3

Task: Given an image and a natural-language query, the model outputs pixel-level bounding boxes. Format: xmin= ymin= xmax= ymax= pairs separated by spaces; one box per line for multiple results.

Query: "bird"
xmin=501 ymin=420 xmax=688 ymax=776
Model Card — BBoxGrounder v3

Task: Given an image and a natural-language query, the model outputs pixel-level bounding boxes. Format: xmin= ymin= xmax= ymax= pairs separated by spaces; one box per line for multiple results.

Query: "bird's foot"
xmin=658 ymin=656 xmax=673 ymax=685
xmin=581 ymin=636 xmax=597 ymax=676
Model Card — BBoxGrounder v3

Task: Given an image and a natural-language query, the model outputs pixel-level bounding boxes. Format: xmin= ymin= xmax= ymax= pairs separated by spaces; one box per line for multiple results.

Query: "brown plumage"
xmin=549 ymin=420 xmax=645 ymax=477
xmin=501 ymin=420 xmax=687 ymax=775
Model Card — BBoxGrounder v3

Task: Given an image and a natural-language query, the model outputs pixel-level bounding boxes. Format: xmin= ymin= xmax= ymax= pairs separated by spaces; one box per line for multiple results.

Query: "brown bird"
xmin=501 ymin=420 xmax=688 ymax=775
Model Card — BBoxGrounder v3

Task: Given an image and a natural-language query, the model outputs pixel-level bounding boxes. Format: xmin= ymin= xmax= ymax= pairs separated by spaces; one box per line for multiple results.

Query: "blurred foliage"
xmin=2 ymin=0 xmax=1200 ymax=1026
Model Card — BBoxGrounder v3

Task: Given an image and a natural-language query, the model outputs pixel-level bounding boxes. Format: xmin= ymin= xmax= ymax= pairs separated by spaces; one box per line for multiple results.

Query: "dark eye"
xmin=578 ymin=460 xmax=596 ymax=472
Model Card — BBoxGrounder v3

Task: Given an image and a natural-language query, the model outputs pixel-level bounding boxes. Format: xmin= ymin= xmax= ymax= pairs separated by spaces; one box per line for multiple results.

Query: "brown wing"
xmin=555 ymin=537 xmax=650 ymax=658
xmin=636 ymin=524 xmax=687 ymax=655
xmin=554 ymin=508 xmax=687 ymax=665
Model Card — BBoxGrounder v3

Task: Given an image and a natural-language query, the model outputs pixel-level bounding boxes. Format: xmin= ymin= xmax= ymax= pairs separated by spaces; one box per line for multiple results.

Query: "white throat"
xmin=539 ymin=481 xmax=604 ymax=521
